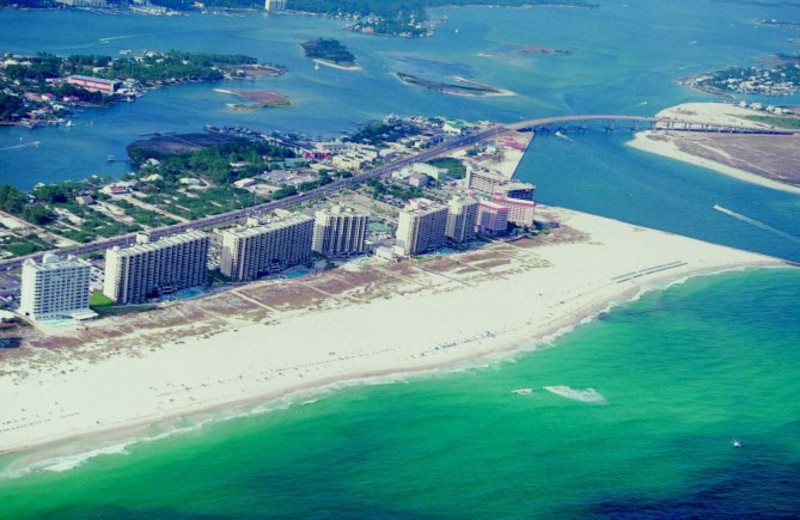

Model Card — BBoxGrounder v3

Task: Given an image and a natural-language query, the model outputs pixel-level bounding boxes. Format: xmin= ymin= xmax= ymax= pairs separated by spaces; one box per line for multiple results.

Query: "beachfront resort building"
xmin=491 ymin=194 xmax=537 ymax=227
xmin=445 ymin=196 xmax=479 ymax=244
xmin=466 ymin=168 xmax=506 ymax=195
xmin=395 ymin=198 xmax=449 ymax=256
xmin=476 ymin=200 xmax=510 ymax=235
xmin=220 ymin=214 xmax=314 ymax=281
xmin=496 ymin=181 xmax=536 ymax=201
xmin=312 ymin=206 xmax=369 ymax=258
xmin=103 ymin=231 xmax=210 ymax=305
xmin=19 ymin=254 xmax=94 ymax=322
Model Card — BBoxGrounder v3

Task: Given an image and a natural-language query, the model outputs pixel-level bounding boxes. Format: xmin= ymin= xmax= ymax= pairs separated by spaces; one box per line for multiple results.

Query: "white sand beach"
xmin=628 ymin=103 xmax=800 ymax=195
xmin=0 ymin=206 xmax=784 ymax=466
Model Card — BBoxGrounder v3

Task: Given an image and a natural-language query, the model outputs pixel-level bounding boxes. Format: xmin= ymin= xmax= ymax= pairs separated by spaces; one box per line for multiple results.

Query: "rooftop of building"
xmin=67 ymin=75 xmax=120 ymax=85
xmin=491 ymin=194 xmax=537 ymax=208
xmin=23 ymin=253 xmax=90 ymax=271
xmin=402 ymin=198 xmax=447 ymax=215
xmin=478 ymin=200 xmax=510 ymax=211
xmin=224 ymin=213 xmax=314 ymax=238
xmin=109 ymin=230 xmax=209 ymax=257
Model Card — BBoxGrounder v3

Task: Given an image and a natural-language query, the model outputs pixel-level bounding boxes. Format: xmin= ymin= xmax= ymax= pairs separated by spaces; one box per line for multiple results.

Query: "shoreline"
xmin=0 ymin=206 xmax=785 ymax=472
xmin=627 ymin=131 xmax=800 ymax=196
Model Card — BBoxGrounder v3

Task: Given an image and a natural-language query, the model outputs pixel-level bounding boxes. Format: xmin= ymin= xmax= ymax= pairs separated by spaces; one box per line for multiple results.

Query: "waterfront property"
xmin=476 ymin=200 xmax=510 ymax=236
xmin=445 ymin=196 xmax=479 ymax=244
xmin=491 ymin=194 xmax=537 ymax=227
xmin=312 ymin=206 xmax=369 ymax=258
xmin=396 ymin=198 xmax=449 ymax=256
xmin=495 ymin=181 xmax=536 ymax=201
xmin=66 ymin=75 xmax=120 ymax=94
xmin=220 ymin=215 xmax=314 ymax=282
xmin=19 ymin=253 xmax=95 ymax=322
xmin=103 ymin=231 xmax=210 ymax=305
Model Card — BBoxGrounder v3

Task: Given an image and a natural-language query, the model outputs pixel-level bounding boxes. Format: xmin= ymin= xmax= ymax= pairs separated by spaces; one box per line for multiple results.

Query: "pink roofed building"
xmin=490 ymin=194 xmax=537 ymax=227
xmin=476 ymin=200 xmax=509 ymax=235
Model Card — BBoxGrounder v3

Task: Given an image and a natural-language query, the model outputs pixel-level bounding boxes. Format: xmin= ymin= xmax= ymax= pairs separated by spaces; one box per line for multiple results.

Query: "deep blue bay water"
xmin=1 ymin=0 xmax=800 ymax=517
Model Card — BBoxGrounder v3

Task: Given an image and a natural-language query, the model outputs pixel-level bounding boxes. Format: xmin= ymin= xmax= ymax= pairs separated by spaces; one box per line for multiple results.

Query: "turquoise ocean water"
xmin=1 ymin=1 xmax=800 ymax=516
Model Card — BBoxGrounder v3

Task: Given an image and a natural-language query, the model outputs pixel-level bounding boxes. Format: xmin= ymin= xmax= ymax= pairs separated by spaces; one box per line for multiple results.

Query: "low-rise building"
xmin=409 ymin=172 xmax=432 ymax=188
xmin=66 ymin=75 xmax=120 ymax=94
xmin=19 ymin=253 xmax=95 ymax=322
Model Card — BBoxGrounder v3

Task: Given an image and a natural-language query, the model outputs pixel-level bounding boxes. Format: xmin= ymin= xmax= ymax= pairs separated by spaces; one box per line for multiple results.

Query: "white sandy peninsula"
xmin=628 ymin=102 xmax=800 ymax=195
xmin=0 ymin=206 xmax=784 ymax=471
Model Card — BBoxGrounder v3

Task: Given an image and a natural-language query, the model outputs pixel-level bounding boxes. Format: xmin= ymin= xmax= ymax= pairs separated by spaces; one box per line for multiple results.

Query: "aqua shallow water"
xmin=1 ymin=269 xmax=799 ymax=518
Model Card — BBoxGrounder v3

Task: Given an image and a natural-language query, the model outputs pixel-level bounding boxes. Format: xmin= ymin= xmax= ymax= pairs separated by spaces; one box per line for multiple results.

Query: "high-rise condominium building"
xmin=19 ymin=253 xmax=94 ymax=321
xmin=490 ymin=194 xmax=537 ymax=226
xmin=312 ymin=206 xmax=369 ymax=258
xmin=220 ymin=215 xmax=314 ymax=281
xmin=445 ymin=196 xmax=479 ymax=244
xmin=476 ymin=200 xmax=509 ymax=235
xmin=395 ymin=198 xmax=449 ymax=256
xmin=103 ymin=231 xmax=210 ymax=305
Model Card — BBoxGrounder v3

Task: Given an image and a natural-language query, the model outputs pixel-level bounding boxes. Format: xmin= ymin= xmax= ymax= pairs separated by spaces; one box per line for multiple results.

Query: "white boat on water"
xmin=732 ymin=439 xmax=742 ymax=448
xmin=511 ymin=388 xmax=534 ymax=395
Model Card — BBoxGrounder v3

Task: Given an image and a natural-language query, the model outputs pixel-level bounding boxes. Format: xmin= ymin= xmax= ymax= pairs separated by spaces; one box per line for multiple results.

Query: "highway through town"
xmin=0 ymin=123 xmax=508 ymax=277
xmin=2 ymin=111 xmax=785 ymax=279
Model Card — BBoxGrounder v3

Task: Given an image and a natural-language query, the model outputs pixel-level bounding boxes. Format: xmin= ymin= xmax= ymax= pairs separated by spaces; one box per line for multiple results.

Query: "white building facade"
xmin=312 ymin=206 xmax=369 ymax=258
xmin=445 ymin=197 xmax=479 ymax=244
xmin=395 ymin=198 xmax=449 ymax=256
xmin=220 ymin=215 xmax=314 ymax=281
xmin=103 ymin=231 xmax=210 ymax=305
xmin=19 ymin=254 xmax=93 ymax=321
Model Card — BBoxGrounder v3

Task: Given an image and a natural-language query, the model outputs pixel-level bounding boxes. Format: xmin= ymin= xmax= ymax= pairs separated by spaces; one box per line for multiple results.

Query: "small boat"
xmin=732 ymin=439 xmax=742 ymax=448
xmin=511 ymin=388 xmax=534 ymax=395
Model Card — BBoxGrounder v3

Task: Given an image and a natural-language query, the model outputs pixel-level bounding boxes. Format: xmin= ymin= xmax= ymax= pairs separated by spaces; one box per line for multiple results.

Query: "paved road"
xmin=3 ymin=111 xmax=787 ymax=276
xmin=0 ymin=124 xmax=507 ymax=275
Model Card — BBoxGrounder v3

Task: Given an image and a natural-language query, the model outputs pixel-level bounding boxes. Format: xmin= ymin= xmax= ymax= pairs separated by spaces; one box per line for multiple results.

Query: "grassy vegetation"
xmin=746 ymin=115 xmax=800 ymax=130
xmin=0 ymin=233 xmax=52 ymax=257
xmin=426 ymin=157 xmax=466 ymax=179
xmin=89 ymin=291 xmax=115 ymax=309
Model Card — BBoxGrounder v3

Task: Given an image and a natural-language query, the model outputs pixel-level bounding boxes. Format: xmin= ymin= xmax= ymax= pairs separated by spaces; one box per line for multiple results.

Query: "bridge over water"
xmin=506 ymin=115 xmax=795 ymax=135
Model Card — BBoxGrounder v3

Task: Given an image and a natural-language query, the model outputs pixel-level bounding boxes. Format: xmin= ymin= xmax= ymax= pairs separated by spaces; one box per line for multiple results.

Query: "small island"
xmin=394 ymin=72 xmax=513 ymax=97
xmin=300 ymin=38 xmax=360 ymax=70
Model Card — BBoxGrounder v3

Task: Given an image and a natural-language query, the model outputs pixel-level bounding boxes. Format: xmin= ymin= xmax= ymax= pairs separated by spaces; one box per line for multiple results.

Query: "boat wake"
xmin=543 ymin=385 xmax=607 ymax=404
xmin=714 ymin=204 xmax=800 ymax=245
xmin=0 ymin=141 xmax=41 ymax=152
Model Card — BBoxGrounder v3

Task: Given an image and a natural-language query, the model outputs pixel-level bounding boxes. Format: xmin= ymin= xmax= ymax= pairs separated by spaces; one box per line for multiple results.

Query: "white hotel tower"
xmin=19 ymin=253 xmax=94 ymax=322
